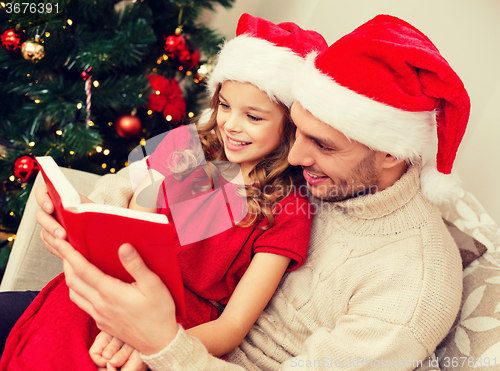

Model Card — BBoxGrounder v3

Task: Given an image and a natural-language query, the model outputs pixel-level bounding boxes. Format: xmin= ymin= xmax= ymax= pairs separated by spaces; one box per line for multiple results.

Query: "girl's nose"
xmin=224 ymin=113 xmax=242 ymax=133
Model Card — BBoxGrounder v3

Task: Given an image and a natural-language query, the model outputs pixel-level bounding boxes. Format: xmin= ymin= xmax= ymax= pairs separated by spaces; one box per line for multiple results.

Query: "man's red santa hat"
xmin=293 ymin=14 xmax=470 ymax=204
xmin=207 ymin=13 xmax=328 ymax=107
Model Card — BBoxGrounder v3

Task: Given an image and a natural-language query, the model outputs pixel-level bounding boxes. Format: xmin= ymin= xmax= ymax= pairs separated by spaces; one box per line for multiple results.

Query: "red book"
xmin=36 ymin=156 xmax=185 ymax=317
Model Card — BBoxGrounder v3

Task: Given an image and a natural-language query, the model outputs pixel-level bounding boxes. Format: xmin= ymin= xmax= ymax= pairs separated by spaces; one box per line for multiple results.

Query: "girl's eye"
xmin=219 ymin=102 xmax=230 ymax=110
xmin=247 ymin=114 xmax=262 ymax=122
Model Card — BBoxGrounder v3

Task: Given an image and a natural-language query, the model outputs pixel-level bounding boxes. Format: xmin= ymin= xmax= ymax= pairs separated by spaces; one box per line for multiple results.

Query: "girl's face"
xmin=217 ymin=80 xmax=284 ymax=178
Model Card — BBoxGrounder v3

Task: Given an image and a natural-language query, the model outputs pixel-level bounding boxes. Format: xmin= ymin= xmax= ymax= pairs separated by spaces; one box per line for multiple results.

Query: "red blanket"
xmin=0 ymin=274 xmax=100 ymax=371
xmin=0 ymin=274 xmax=220 ymax=370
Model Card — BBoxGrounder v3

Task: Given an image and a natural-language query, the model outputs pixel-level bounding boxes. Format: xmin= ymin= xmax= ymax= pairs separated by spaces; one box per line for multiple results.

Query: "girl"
xmin=0 ymin=13 xmax=327 ymax=371
xmin=91 ymin=14 xmax=327 ymax=369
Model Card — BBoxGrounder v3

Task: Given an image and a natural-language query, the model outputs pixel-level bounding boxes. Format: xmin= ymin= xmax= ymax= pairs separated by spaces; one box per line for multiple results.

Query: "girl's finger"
xmin=103 ymin=337 xmax=126 ymax=363
xmin=89 ymin=331 xmax=114 ymax=367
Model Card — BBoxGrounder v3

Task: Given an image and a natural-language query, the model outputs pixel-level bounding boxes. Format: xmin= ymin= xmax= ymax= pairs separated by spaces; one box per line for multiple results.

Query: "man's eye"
xmin=315 ymin=140 xmax=332 ymax=152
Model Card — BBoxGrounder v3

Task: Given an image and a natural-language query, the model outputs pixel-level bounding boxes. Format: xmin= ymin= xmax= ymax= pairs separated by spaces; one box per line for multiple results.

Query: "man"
xmin=33 ymin=14 xmax=468 ymax=370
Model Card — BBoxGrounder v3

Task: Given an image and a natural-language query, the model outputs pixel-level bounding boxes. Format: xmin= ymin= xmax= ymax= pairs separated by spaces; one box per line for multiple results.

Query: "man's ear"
xmin=377 ymin=152 xmax=406 ymax=170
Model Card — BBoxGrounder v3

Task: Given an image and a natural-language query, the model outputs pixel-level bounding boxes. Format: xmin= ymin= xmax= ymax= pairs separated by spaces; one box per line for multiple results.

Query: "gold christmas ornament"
xmin=21 ymin=36 xmax=45 ymax=62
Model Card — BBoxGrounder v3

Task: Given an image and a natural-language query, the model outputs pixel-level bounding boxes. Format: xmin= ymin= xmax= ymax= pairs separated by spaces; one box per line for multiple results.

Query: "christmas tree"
xmin=0 ymin=0 xmax=234 ymax=278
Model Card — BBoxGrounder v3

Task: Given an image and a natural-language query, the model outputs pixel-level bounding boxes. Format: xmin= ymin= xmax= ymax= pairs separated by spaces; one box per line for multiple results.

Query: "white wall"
xmin=204 ymin=0 xmax=500 ymax=223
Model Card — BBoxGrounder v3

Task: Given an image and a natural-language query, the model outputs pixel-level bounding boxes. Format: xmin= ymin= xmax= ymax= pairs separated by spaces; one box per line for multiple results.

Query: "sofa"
xmin=2 ymin=167 xmax=500 ymax=370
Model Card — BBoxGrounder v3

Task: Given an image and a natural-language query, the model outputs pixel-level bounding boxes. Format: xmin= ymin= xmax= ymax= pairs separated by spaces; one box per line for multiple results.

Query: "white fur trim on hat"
xmin=207 ymin=35 xmax=305 ymax=107
xmin=292 ymin=54 xmax=437 ymax=162
xmin=420 ymin=161 xmax=462 ymax=204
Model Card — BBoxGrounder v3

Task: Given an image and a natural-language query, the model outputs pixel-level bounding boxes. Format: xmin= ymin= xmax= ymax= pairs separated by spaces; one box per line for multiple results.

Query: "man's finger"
xmin=34 ymin=184 xmax=54 ymax=213
xmin=67 ymin=286 xmax=97 ymax=320
xmin=35 ymin=208 xmax=67 ymax=240
xmin=118 ymin=244 xmax=163 ymax=293
xmin=57 ymin=238 xmax=108 ymax=289
xmin=39 ymin=229 xmax=63 ymax=259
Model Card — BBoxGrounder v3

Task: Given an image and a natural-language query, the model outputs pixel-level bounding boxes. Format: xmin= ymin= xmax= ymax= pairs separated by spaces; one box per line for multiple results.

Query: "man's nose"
xmin=288 ymin=133 xmax=314 ymax=168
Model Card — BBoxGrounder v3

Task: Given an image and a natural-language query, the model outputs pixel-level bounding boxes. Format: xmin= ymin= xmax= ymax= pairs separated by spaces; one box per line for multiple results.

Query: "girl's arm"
xmin=129 ymin=169 xmax=165 ymax=212
xmin=186 ymin=252 xmax=291 ymax=357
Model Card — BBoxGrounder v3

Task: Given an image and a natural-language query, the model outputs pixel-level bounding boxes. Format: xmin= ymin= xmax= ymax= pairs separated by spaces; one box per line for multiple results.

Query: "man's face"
xmin=289 ymin=102 xmax=382 ymax=202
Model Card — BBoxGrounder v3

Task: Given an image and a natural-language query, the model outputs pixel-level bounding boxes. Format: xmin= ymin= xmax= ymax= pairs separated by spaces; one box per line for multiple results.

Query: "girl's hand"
xmin=34 ymin=184 xmax=93 ymax=259
xmin=104 ymin=349 xmax=148 ymax=371
xmin=90 ymin=331 xmax=146 ymax=371
xmin=56 ymin=239 xmax=179 ymax=356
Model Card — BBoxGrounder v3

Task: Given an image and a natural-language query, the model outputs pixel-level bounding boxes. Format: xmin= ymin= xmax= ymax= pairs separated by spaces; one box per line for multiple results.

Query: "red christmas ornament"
xmin=164 ymin=34 xmax=187 ymax=58
xmin=115 ymin=115 xmax=142 ymax=139
xmin=14 ymin=155 xmax=40 ymax=183
xmin=178 ymin=49 xmax=200 ymax=70
xmin=146 ymin=75 xmax=186 ymax=125
xmin=1 ymin=28 xmax=26 ymax=52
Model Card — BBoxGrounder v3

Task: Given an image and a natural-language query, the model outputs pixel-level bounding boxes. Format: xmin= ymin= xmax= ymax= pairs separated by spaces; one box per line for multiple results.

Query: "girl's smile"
xmin=217 ymin=80 xmax=284 ymax=181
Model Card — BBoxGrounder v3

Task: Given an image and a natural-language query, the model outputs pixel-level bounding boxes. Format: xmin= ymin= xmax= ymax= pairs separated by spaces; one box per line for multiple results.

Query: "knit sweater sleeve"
xmin=140 ymin=320 xmax=426 ymax=371
xmin=140 ymin=326 xmax=255 ymax=371
xmin=87 ymin=158 xmax=149 ymax=207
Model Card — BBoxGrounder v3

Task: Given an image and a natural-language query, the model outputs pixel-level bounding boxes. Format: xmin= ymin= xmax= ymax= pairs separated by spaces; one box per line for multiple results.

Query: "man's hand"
xmin=34 ymin=184 xmax=92 ymax=259
xmin=56 ymin=239 xmax=179 ymax=355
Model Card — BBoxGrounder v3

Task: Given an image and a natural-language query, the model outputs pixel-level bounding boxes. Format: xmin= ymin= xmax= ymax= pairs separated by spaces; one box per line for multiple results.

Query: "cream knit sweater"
xmin=89 ymin=163 xmax=463 ymax=371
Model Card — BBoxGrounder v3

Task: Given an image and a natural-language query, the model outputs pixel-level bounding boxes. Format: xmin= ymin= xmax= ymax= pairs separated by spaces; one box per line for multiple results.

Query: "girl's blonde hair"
xmin=168 ymin=84 xmax=303 ymax=230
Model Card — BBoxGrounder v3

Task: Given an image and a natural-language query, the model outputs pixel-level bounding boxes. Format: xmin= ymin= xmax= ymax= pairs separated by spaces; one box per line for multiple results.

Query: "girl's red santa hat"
xmin=293 ymin=14 xmax=470 ymax=204
xmin=207 ymin=13 xmax=328 ymax=107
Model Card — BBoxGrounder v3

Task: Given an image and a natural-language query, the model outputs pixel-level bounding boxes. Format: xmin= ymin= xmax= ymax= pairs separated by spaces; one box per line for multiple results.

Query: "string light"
xmin=34 ymin=99 xmax=40 ymax=103
xmin=198 ymin=65 xmax=209 ymax=75
xmin=56 ymin=130 xmax=63 ymax=135
xmin=188 ymin=112 xmax=194 ymax=118
xmin=155 ymin=90 xmax=161 ymax=95
xmin=88 ymin=121 xmax=94 ymax=126
xmin=108 ymin=122 xmax=113 ymax=126
xmin=166 ymin=115 xmax=172 ymax=121
xmin=28 ymin=141 xmax=35 ymax=147
xmin=140 ymin=138 xmax=146 ymax=146
xmin=96 ymin=146 xmax=103 ymax=152
xmin=77 ymin=102 xmax=83 ymax=109
xmin=103 ymin=149 xmax=110 ymax=155
xmin=45 ymin=32 xmax=50 ymax=37
xmin=110 ymin=168 xmax=116 ymax=173
xmin=101 ymin=163 xmax=107 ymax=169
xmin=67 ymin=19 xmax=73 ymax=26
xmin=7 ymin=235 xmax=15 ymax=242
xmin=147 ymin=110 xmax=153 ymax=116
xmin=0 ymin=3 xmax=6 ymax=8
xmin=69 ymin=151 xmax=75 ymax=155
xmin=93 ymin=80 xmax=99 ymax=88
xmin=9 ymin=175 xmax=15 ymax=181
xmin=9 ymin=211 xmax=14 ymax=216
xmin=186 ymin=71 xmax=192 ymax=76
xmin=27 ymin=73 xmax=30 ymax=77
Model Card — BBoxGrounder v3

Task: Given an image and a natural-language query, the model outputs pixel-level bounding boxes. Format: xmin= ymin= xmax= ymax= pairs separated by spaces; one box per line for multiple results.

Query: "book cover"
xmin=35 ymin=156 xmax=185 ymax=317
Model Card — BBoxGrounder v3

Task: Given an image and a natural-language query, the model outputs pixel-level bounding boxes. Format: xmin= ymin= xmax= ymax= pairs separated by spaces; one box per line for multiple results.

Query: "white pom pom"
xmin=420 ymin=161 xmax=462 ymax=205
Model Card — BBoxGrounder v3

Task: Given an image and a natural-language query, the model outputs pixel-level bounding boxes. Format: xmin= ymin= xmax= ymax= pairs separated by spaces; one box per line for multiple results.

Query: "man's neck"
xmin=377 ymin=161 xmax=409 ymax=192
